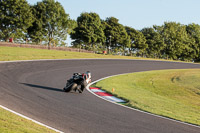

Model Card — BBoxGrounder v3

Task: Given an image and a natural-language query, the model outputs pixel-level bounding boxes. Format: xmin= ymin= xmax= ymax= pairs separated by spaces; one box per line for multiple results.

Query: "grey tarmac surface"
xmin=0 ymin=59 xmax=200 ymax=133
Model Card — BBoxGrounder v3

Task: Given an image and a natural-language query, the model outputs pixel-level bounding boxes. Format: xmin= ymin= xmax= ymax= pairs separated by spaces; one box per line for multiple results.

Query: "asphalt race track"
xmin=0 ymin=59 xmax=200 ymax=133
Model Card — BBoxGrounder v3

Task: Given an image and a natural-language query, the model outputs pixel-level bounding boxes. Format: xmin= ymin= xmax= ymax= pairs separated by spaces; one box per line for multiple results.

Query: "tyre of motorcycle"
xmin=63 ymin=86 xmax=71 ymax=92
xmin=63 ymin=82 xmax=77 ymax=92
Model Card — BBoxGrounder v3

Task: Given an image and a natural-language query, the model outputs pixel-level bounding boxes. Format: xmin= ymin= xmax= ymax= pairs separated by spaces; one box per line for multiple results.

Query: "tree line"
xmin=1 ymin=0 xmax=200 ymax=62
xmin=71 ymin=13 xmax=200 ymax=62
xmin=0 ymin=0 xmax=76 ymax=48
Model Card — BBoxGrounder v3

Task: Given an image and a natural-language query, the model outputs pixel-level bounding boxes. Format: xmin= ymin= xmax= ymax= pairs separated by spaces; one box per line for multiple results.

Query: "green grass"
xmin=94 ymin=69 xmax=200 ymax=126
xmin=0 ymin=46 xmax=188 ymax=62
xmin=0 ymin=46 xmax=147 ymax=61
xmin=0 ymin=107 xmax=57 ymax=133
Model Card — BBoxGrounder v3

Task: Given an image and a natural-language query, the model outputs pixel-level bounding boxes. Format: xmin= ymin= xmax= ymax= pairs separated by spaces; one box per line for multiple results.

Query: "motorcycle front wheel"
xmin=64 ymin=83 xmax=77 ymax=92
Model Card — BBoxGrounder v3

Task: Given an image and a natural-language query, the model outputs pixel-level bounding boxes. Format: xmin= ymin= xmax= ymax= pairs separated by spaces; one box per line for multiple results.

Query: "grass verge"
xmin=0 ymin=46 xmax=185 ymax=62
xmin=0 ymin=107 xmax=58 ymax=133
xmin=94 ymin=69 xmax=200 ymax=126
xmin=0 ymin=46 xmax=143 ymax=61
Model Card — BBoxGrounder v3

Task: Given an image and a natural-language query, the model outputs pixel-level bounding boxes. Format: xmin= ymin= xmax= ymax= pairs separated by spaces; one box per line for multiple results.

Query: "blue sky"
xmin=27 ymin=0 xmax=200 ymax=29
xmin=27 ymin=0 xmax=200 ymax=44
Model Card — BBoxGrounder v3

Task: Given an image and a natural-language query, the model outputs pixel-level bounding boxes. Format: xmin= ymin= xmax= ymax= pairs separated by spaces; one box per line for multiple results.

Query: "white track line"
xmin=0 ymin=105 xmax=64 ymax=133
xmin=86 ymin=72 xmax=200 ymax=129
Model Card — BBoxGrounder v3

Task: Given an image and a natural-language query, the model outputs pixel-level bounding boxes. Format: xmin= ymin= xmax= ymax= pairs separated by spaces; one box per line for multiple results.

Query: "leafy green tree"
xmin=125 ymin=26 xmax=147 ymax=56
xmin=141 ymin=26 xmax=165 ymax=58
xmin=71 ymin=12 xmax=105 ymax=50
xmin=28 ymin=0 xmax=72 ymax=47
xmin=0 ymin=0 xmax=34 ymax=42
xmin=103 ymin=17 xmax=130 ymax=54
xmin=186 ymin=23 xmax=200 ymax=61
xmin=161 ymin=22 xmax=193 ymax=60
xmin=27 ymin=4 xmax=46 ymax=44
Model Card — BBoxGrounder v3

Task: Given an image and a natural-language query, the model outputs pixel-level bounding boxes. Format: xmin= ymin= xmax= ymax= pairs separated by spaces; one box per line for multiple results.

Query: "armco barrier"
xmin=0 ymin=42 xmax=94 ymax=53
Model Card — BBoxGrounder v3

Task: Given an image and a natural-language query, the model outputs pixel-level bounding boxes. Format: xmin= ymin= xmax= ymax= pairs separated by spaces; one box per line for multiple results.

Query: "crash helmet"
xmin=73 ymin=73 xmax=79 ymax=79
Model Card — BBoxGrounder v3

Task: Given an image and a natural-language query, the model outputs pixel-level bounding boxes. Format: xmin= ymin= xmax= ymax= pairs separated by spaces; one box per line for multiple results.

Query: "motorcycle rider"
xmin=63 ymin=71 xmax=91 ymax=93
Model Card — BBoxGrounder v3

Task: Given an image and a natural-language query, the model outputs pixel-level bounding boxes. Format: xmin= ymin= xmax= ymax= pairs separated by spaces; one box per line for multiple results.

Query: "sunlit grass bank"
xmin=94 ymin=69 xmax=200 ymax=126
xmin=0 ymin=46 xmax=189 ymax=62
xmin=0 ymin=107 xmax=57 ymax=133
xmin=0 ymin=46 xmax=146 ymax=61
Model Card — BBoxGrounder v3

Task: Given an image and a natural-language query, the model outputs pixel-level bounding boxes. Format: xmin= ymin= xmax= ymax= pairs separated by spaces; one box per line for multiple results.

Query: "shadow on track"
xmin=20 ymin=83 xmax=64 ymax=92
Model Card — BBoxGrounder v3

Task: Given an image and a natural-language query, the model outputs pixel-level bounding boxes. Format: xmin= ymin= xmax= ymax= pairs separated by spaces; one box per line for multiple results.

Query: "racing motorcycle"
xmin=63 ymin=71 xmax=91 ymax=93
